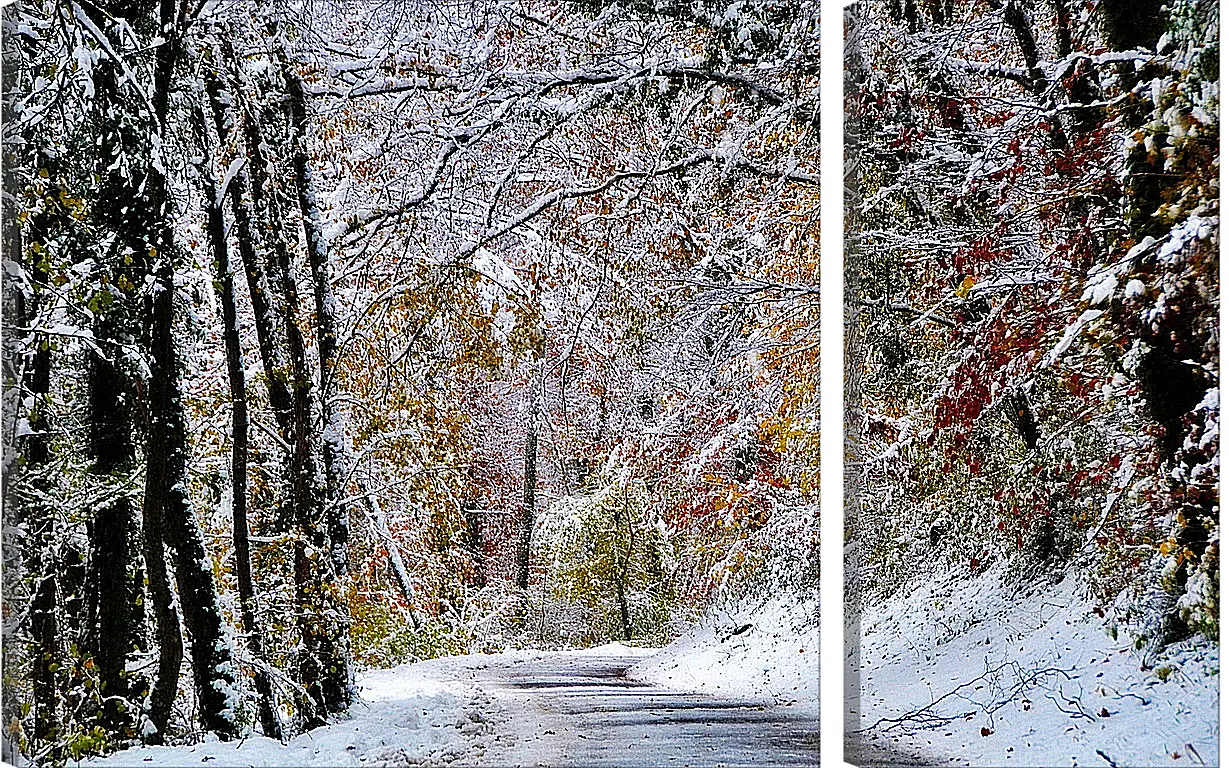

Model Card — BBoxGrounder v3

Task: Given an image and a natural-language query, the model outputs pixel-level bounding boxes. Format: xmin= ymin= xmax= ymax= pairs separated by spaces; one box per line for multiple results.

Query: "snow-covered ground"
xmin=83 ymin=670 xmax=501 ymax=767
xmin=79 ymin=599 xmax=819 ymax=768
xmin=851 ymin=566 xmax=1219 ymax=767
xmin=628 ymin=591 xmax=819 ymax=713
xmin=79 ymin=644 xmax=657 ymax=768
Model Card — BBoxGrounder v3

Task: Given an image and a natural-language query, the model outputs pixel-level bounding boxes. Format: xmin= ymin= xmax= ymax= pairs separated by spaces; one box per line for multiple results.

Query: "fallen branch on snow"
xmin=855 ymin=659 xmax=1074 ymax=733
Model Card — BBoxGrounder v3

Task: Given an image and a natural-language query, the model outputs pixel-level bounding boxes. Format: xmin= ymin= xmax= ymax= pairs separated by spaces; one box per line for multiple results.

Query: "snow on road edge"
xmin=80 ymin=643 xmax=659 ymax=768
xmin=83 ymin=667 xmax=502 ymax=767
xmin=627 ymin=591 xmax=820 ymax=716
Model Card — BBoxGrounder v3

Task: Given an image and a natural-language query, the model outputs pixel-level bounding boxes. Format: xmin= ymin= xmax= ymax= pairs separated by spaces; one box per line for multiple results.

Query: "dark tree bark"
xmin=29 ymin=563 xmax=59 ymax=749
xmin=207 ymin=32 xmax=341 ymax=729
xmin=204 ymin=45 xmax=296 ymax=440
xmin=259 ymin=139 xmax=349 ymax=729
xmin=217 ymin=39 xmax=415 ymax=647
xmin=84 ymin=351 xmax=140 ymax=735
xmin=73 ymin=0 xmax=164 ymax=739
xmin=3 ymin=24 xmax=59 ymax=736
xmin=1100 ymin=0 xmax=1167 ymax=51
xmin=136 ymin=0 xmax=241 ymax=740
xmin=6 ymin=156 xmax=60 ymax=753
xmin=845 ymin=7 xmax=868 ymax=747
xmin=1003 ymin=1 xmax=1068 ymax=149
xmin=221 ymin=41 xmax=350 ymax=726
xmin=143 ymin=205 xmax=243 ymax=740
xmin=286 ymin=57 xmax=422 ymax=640
xmin=613 ymin=494 xmax=633 ymax=642
xmin=1005 ymin=389 xmax=1041 ymax=450
xmin=141 ymin=207 xmax=246 ymax=727
xmin=192 ymin=99 xmax=284 ymax=741
xmin=101 ymin=11 xmax=185 ymax=742
xmin=463 ymin=496 xmax=487 ymax=590
xmin=137 ymin=21 xmax=189 ymax=722
xmin=1047 ymin=0 xmax=1102 ymax=134
xmin=144 ymin=354 xmax=243 ymax=739
xmin=283 ymin=60 xmax=351 ymax=586
xmin=515 ymin=387 xmax=539 ymax=593
xmin=138 ymin=476 xmax=182 ymax=744
xmin=285 ymin=62 xmax=362 ymax=711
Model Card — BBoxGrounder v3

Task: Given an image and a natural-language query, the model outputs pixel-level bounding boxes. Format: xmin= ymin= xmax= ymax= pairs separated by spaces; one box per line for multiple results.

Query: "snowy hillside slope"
xmin=627 ymin=591 xmax=819 ymax=716
xmin=851 ymin=567 xmax=1218 ymax=767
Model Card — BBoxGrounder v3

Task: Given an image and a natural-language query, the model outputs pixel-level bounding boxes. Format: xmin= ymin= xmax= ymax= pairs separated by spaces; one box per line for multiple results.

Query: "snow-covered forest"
xmin=0 ymin=0 xmax=818 ymax=763
xmin=845 ymin=0 xmax=1219 ymax=764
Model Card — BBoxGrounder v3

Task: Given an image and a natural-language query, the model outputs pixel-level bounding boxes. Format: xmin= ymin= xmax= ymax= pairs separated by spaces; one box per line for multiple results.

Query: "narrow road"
xmin=467 ymin=651 xmax=819 ymax=767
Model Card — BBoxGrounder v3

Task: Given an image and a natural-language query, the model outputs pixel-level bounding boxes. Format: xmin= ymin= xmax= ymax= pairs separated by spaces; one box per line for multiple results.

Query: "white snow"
xmin=80 ymin=597 xmax=821 ymax=767
xmin=1082 ymin=268 xmax=1121 ymax=305
xmin=852 ymin=566 xmax=1218 ymax=767
xmin=1040 ymin=309 xmax=1104 ymax=368
xmin=628 ymin=591 xmax=819 ymax=713
xmin=83 ymin=664 xmax=503 ymax=767
xmin=80 ymin=643 xmax=674 ymax=768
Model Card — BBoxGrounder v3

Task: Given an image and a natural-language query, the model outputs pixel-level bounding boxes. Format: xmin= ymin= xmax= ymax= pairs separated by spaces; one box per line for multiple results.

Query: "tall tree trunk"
xmin=220 ymin=45 xmax=418 ymax=633
xmin=281 ymin=66 xmax=358 ymax=709
xmin=29 ymin=560 xmax=59 ymax=751
xmin=613 ymin=493 xmax=633 ymax=642
xmin=4 ymin=35 xmax=59 ymax=736
xmin=142 ymin=191 xmax=244 ymax=738
xmin=463 ymin=495 xmax=486 ymax=590
xmin=8 ymin=174 xmax=60 ymax=754
xmin=192 ymin=100 xmax=284 ymax=741
xmin=203 ymin=47 xmax=296 ymax=440
xmin=261 ymin=145 xmax=349 ymax=730
xmin=515 ymin=386 xmax=539 ymax=594
xmin=281 ymin=63 xmax=350 ymax=580
xmin=75 ymin=1 xmax=159 ymax=740
xmin=138 ymin=0 xmax=241 ymax=739
xmin=844 ymin=4 xmax=867 ymax=747
xmin=269 ymin=43 xmax=421 ymax=644
xmin=84 ymin=353 xmax=140 ymax=735
xmin=231 ymin=45 xmax=350 ymax=726
xmin=138 ymin=478 xmax=182 ymax=744
xmin=203 ymin=31 xmax=346 ymax=725
xmin=143 ymin=260 xmax=242 ymax=737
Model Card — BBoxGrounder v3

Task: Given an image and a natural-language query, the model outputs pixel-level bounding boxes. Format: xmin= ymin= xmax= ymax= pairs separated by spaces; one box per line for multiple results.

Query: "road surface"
xmin=467 ymin=651 xmax=819 ymax=767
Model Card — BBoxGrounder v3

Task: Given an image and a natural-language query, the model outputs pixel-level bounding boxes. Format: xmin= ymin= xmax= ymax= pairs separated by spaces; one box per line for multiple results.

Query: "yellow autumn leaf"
xmin=955 ymin=275 xmax=976 ymax=298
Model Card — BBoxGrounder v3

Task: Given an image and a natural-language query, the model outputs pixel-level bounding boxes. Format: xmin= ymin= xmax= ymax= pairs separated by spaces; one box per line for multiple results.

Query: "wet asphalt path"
xmin=477 ymin=653 xmax=819 ymax=767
